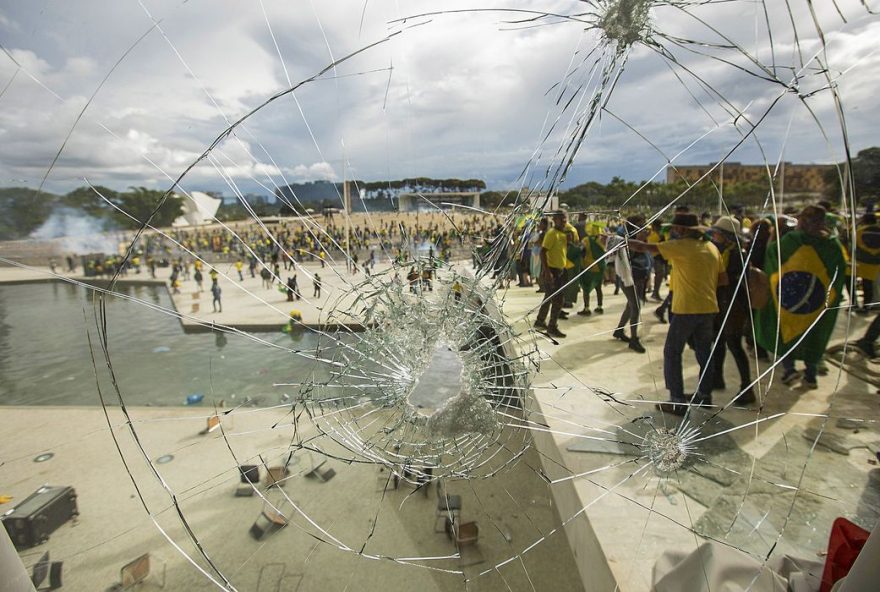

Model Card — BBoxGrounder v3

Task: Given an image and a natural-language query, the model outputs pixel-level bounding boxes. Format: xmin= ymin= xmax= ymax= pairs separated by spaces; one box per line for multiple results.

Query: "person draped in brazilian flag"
xmin=577 ymin=228 xmax=607 ymax=316
xmin=854 ymin=210 xmax=880 ymax=314
xmin=756 ymin=205 xmax=848 ymax=389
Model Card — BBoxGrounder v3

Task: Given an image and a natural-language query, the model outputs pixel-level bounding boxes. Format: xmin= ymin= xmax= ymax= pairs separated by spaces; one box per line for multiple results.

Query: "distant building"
xmin=667 ymin=162 xmax=835 ymax=194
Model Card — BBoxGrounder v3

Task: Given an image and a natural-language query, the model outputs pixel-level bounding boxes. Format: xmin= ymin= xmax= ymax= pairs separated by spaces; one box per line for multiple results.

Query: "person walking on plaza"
xmin=606 ymin=216 xmax=646 ymax=353
xmin=313 ymin=273 xmax=322 ymax=298
xmin=235 ymin=259 xmax=244 ymax=281
xmin=755 ymin=205 xmax=847 ymax=389
xmin=535 ymin=211 xmax=569 ymax=339
xmin=630 ymin=213 xmax=723 ymax=414
xmin=533 ymin=218 xmax=548 ymax=293
xmin=707 ymin=216 xmax=756 ymax=404
xmin=194 ymin=267 xmax=203 ymax=292
xmin=211 ymin=279 xmax=222 ymax=313
xmin=577 ymin=228 xmax=606 ymax=316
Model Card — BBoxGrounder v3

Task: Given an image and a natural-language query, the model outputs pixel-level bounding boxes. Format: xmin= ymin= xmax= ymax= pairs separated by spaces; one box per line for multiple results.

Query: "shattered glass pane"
xmin=0 ymin=0 xmax=878 ymax=590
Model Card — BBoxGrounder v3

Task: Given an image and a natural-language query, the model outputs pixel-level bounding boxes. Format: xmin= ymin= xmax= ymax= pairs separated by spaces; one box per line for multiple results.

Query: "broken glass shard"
xmin=406 ymin=342 xmax=462 ymax=416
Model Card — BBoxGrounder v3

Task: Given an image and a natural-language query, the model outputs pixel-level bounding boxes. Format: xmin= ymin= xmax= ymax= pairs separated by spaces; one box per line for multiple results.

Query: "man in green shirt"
xmin=535 ymin=211 xmax=569 ymax=338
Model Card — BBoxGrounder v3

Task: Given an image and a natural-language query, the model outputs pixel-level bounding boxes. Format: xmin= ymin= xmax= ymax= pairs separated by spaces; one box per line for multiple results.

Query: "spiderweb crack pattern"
xmin=1 ymin=0 xmax=879 ymax=590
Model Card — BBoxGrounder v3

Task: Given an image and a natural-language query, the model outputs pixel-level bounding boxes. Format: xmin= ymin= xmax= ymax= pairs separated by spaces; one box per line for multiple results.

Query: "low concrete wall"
xmin=529 ymin=398 xmax=619 ymax=592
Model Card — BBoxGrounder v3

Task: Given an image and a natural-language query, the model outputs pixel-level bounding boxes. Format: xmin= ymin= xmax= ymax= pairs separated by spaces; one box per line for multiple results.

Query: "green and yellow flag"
xmin=756 ymin=231 xmax=847 ymax=363
xmin=579 ymin=235 xmax=606 ymax=293
xmin=855 ymin=222 xmax=880 ymax=281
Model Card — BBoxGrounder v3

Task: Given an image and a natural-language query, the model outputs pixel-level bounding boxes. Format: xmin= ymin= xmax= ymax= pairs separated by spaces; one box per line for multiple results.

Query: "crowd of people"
xmin=48 ymin=203 xmax=880 ymax=417
xmin=521 ymin=201 xmax=876 ymax=415
xmin=65 ymin=212 xmax=501 ymax=281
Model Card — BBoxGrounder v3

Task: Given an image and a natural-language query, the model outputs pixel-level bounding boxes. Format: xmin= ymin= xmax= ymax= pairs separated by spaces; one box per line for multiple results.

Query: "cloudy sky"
xmin=0 ymin=0 xmax=878 ymax=197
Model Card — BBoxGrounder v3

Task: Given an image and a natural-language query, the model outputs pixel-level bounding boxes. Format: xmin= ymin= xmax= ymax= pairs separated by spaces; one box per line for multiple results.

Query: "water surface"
xmin=0 ymin=282 xmax=329 ymax=406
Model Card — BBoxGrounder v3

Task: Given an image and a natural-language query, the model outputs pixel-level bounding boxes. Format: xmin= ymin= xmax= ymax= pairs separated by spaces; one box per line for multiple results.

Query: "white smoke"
xmin=29 ymin=207 xmax=119 ymax=255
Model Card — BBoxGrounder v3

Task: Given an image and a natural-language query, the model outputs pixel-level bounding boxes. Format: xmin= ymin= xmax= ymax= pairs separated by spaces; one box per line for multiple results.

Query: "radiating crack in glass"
xmin=2 ymin=0 xmax=879 ymax=590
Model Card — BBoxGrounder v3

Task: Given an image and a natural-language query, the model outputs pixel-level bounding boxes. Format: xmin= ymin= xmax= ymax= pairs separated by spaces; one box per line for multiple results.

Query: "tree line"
xmin=3 ymin=148 xmax=875 ymax=240
xmin=0 ymin=186 xmax=183 ymax=240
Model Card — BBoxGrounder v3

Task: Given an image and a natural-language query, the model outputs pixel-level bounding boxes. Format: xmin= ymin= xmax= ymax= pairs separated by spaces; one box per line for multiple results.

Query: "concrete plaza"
xmin=1 ymin=261 xmax=879 ymax=591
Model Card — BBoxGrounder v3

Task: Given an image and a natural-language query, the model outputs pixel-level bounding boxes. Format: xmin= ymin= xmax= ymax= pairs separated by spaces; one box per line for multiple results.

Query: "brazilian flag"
xmin=579 ymin=235 xmax=606 ymax=293
xmin=756 ymin=231 xmax=847 ymax=363
xmin=855 ymin=223 xmax=880 ymax=281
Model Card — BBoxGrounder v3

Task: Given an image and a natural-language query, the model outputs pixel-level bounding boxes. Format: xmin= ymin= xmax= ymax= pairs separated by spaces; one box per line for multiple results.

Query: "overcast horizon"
xmin=1 ymin=1 xmax=878 ymax=198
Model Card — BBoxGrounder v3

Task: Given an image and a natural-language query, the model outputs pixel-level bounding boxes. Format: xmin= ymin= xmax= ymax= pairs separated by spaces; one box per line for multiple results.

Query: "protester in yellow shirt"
xmin=629 ymin=212 xmax=724 ymax=415
xmin=535 ymin=211 xmax=569 ymax=338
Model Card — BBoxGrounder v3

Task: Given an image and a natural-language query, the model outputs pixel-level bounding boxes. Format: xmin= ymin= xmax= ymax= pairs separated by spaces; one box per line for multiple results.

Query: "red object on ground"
xmin=820 ymin=517 xmax=870 ymax=592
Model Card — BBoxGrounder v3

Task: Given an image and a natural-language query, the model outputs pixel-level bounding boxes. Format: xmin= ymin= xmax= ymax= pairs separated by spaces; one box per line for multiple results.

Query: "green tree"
xmin=111 ymin=187 xmax=184 ymax=229
xmin=0 ymin=188 xmax=57 ymax=239
xmin=216 ymin=202 xmax=250 ymax=221
xmin=851 ymin=147 xmax=880 ymax=201
xmin=62 ymin=186 xmax=117 ymax=218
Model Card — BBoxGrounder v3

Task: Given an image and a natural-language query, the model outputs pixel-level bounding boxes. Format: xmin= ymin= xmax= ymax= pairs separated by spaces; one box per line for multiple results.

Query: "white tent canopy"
xmin=172 ymin=191 xmax=222 ymax=227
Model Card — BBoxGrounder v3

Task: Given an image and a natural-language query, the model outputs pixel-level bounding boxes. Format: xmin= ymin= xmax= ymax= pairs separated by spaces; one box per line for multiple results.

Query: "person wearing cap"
xmin=707 ymin=216 xmax=756 ymax=405
xmin=535 ymin=211 xmax=569 ymax=338
xmin=629 ymin=212 xmax=723 ymax=414
xmin=755 ymin=205 xmax=847 ymax=389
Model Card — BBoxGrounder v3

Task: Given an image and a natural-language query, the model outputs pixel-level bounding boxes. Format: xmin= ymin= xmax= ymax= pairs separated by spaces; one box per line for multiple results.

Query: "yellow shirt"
xmin=657 ymin=238 xmax=721 ymax=314
xmin=542 ymin=228 xmax=568 ymax=270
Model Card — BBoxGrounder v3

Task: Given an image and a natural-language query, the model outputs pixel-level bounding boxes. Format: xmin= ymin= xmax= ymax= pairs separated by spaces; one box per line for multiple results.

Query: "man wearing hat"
xmin=707 ymin=216 xmax=756 ymax=405
xmin=630 ymin=212 xmax=724 ymax=415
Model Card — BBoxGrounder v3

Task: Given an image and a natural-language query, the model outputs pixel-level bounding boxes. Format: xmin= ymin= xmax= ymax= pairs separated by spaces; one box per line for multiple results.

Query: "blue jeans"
xmin=664 ymin=313 xmax=715 ymax=403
